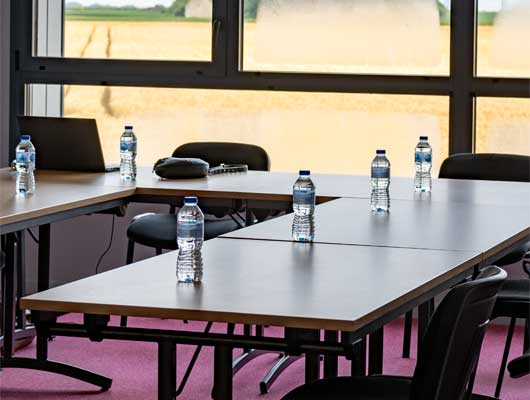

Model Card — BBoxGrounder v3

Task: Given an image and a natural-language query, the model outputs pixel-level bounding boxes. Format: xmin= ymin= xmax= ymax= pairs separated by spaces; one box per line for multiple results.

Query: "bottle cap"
xmin=124 ymin=125 xmax=133 ymax=130
xmin=21 ymin=135 xmax=31 ymax=141
xmin=184 ymin=196 xmax=198 ymax=205
xmin=420 ymin=136 xmax=428 ymax=141
xmin=299 ymin=170 xmax=310 ymax=176
xmin=376 ymin=149 xmax=386 ymax=155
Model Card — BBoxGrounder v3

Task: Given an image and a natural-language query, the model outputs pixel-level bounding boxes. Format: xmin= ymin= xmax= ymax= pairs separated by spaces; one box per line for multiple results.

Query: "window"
xmin=27 ymin=84 xmax=448 ymax=177
xmin=476 ymin=0 xmax=530 ymax=78
xmin=242 ymin=0 xmax=450 ymax=75
xmin=9 ymin=1 xmax=530 ymax=167
xmin=476 ymin=98 xmax=530 ymax=155
xmin=37 ymin=0 xmax=213 ymax=61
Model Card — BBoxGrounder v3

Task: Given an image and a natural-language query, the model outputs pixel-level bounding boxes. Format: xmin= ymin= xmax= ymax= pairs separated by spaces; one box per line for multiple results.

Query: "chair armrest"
xmin=130 ymin=213 xmax=156 ymax=224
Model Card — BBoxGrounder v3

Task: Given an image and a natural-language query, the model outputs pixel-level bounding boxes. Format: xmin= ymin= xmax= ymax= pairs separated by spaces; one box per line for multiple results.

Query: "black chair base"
xmin=260 ymin=354 xmax=302 ymax=394
xmin=1 ymin=357 xmax=112 ymax=391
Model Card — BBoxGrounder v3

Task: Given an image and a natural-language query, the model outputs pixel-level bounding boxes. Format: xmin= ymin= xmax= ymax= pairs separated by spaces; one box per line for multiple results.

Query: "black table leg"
xmin=368 ymin=327 xmax=384 ymax=375
xmin=303 ymin=329 xmax=320 ymax=384
xmin=323 ymin=330 xmax=338 ymax=378
xmin=158 ymin=340 xmax=176 ymax=400
xmin=417 ymin=300 xmax=434 ymax=358
xmin=15 ymin=232 xmax=26 ymax=332
xmin=402 ymin=311 xmax=413 ymax=358
xmin=37 ymin=224 xmax=51 ymax=360
xmin=38 ymin=224 xmax=51 ymax=292
xmin=1 ymin=228 xmax=113 ymax=392
xmin=350 ymin=338 xmax=366 ymax=377
xmin=213 ymin=345 xmax=233 ymax=400
xmin=2 ymin=233 xmax=16 ymax=357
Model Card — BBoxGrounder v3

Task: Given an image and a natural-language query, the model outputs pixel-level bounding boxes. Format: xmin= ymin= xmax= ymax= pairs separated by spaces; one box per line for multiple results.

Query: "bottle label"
xmin=120 ymin=140 xmax=137 ymax=152
xmin=178 ymin=220 xmax=204 ymax=239
xmin=415 ymin=152 xmax=432 ymax=163
xmin=293 ymin=189 xmax=316 ymax=206
xmin=16 ymin=151 xmax=35 ymax=164
xmin=372 ymin=166 xmax=389 ymax=179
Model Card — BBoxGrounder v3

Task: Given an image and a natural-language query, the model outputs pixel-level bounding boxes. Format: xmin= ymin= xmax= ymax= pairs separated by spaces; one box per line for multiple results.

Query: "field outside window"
xmin=38 ymin=85 xmax=448 ymax=177
xmin=476 ymin=98 xmax=530 ymax=155
xmin=61 ymin=0 xmax=212 ymax=61
xmin=476 ymin=0 xmax=530 ymax=78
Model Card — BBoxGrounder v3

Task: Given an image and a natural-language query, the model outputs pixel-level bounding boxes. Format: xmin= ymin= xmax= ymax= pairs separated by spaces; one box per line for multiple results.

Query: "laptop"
xmin=16 ymin=116 xmax=120 ymax=172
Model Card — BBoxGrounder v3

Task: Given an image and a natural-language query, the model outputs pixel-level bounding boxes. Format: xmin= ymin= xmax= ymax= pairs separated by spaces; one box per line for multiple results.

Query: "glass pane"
xmin=477 ymin=0 xmax=530 ymax=77
xmin=476 ymin=98 xmax=530 ymax=155
xmin=242 ymin=0 xmax=450 ymax=75
xmin=36 ymin=0 xmax=212 ymax=61
xmin=22 ymin=85 xmax=449 ymax=177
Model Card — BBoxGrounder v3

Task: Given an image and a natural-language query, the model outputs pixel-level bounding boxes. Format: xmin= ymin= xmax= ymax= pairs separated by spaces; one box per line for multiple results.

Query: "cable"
xmin=95 ymin=215 xmax=116 ymax=274
xmin=27 ymin=228 xmax=39 ymax=244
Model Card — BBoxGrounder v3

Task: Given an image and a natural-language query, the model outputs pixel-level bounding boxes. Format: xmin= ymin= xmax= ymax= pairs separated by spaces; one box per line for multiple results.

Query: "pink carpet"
xmin=1 ymin=316 xmax=528 ymax=399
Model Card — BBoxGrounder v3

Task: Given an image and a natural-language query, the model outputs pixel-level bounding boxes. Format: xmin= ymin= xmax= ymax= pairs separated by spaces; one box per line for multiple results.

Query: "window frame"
xmin=9 ymin=0 xmax=530 ymax=161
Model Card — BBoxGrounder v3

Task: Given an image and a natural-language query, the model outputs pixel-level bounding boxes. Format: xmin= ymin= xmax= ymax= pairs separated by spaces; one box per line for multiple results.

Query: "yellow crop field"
xmin=62 ymin=21 xmax=529 ymax=176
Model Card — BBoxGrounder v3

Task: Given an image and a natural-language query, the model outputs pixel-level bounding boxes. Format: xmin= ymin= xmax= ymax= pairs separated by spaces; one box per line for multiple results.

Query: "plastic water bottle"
xmin=371 ymin=150 xmax=390 ymax=213
xmin=120 ymin=126 xmax=137 ymax=180
xmin=292 ymin=170 xmax=316 ymax=242
xmin=15 ymin=135 xmax=36 ymax=196
xmin=176 ymin=197 xmax=204 ymax=283
xmin=414 ymin=136 xmax=432 ymax=192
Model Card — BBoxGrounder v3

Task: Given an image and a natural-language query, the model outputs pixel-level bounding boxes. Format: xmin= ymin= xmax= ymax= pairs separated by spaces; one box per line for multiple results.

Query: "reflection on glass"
xmin=477 ymin=0 xmax=530 ymax=77
xmin=60 ymin=0 xmax=212 ymax=61
xmin=243 ymin=0 xmax=450 ymax=75
xmin=25 ymin=85 xmax=448 ymax=177
xmin=476 ymin=98 xmax=530 ymax=155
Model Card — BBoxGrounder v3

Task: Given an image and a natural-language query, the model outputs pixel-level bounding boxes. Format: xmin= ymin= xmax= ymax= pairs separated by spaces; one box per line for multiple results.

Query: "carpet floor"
xmin=1 ymin=316 xmax=529 ymax=399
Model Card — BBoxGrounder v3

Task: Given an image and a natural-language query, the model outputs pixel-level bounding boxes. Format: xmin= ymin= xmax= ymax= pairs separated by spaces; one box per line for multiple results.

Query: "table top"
xmin=24 ymin=168 xmax=530 ymax=206
xmin=223 ymin=198 xmax=530 ymax=261
xmin=0 ymin=170 xmax=135 ymax=228
xmin=20 ymin=238 xmax=480 ymax=331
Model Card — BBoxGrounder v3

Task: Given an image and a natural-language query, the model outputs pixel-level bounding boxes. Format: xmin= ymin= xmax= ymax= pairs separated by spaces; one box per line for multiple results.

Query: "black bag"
xmin=153 ymin=157 xmax=209 ymax=179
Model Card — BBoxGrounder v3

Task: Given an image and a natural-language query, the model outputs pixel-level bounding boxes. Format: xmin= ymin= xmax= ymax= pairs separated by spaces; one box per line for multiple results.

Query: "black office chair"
xmin=492 ymin=251 xmax=530 ymax=397
xmin=402 ymin=154 xmax=530 ymax=363
xmin=121 ymin=142 xmax=270 ymax=328
xmin=507 ymin=349 xmax=530 ymax=379
xmin=508 ymin=280 xmax=530 ymax=378
xmin=282 ymin=266 xmax=507 ymax=400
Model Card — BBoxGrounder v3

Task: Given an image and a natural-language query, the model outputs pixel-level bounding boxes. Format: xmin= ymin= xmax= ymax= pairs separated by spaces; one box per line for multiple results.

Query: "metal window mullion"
xmin=449 ymin=0 xmax=477 ymax=154
xmin=19 ymin=0 xmax=227 ymax=78
xmin=472 ymin=77 xmax=530 ymax=98
xmin=225 ymin=0 xmax=242 ymax=75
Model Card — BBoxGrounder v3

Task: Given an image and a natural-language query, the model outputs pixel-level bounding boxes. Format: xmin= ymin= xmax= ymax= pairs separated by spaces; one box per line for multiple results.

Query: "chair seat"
xmin=282 ymin=376 xmax=497 ymax=400
xmin=498 ymin=279 xmax=530 ymax=302
xmin=127 ymin=213 xmax=240 ymax=250
xmin=493 ymin=242 xmax=529 ymax=266
xmin=492 ymin=279 xmax=529 ymax=319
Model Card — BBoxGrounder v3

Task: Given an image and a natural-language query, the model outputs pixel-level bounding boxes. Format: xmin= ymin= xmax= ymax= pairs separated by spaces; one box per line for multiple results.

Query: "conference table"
xmin=1 ymin=166 xmax=529 ymax=400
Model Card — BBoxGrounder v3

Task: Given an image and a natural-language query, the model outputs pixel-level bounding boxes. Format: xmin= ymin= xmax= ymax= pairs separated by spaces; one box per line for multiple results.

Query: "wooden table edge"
xmin=0 ymin=188 xmax=135 ymax=226
xmin=20 ymin=252 xmax=481 ymax=332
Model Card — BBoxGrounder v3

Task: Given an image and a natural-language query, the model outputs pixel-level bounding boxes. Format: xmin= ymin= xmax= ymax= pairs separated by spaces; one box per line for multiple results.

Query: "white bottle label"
xmin=120 ymin=140 xmax=137 ymax=152
xmin=16 ymin=151 xmax=35 ymax=164
xmin=415 ymin=152 xmax=432 ymax=163
xmin=293 ymin=189 xmax=316 ymax=206
xmin=372 ymin=166 xmax=389 ymax=179
xmin=178 ymin=220 xmax=204 ymax=239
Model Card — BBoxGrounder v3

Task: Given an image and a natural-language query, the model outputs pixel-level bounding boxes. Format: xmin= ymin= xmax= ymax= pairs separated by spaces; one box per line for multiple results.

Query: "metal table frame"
xmin=1 ymin=188 xmax=526 ymax=399
xmin=26 ymin=258 xmax=474 ymax=400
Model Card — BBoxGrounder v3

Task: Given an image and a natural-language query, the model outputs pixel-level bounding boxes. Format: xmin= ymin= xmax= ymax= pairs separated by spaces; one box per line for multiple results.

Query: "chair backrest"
xmin=173 ymin=142 xmax=270 ymax=171
xmin=173 ymin=142 xmax=271 ymax=219
xmin=439 ymin=153 xmax=530 ymax=182
xmin=410 ymin=266 xmax=507 ymax=400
